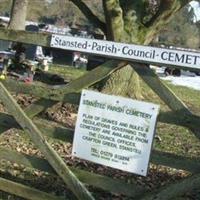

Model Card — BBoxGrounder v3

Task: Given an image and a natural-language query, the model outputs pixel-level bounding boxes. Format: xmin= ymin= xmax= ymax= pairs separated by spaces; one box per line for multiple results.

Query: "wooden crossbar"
xmin=0 ymin=177 xmax=64 ymax=200
xmin=1 ymin=148 xmax=200 ymax=198
xmin=1 ymin=115 xmax=200 ymax=174
xmin=131 ymin=63 xmax=200 ymax=139
xmin=0 ymin=26 xmax=200 ymax=200
xmin=0 ymin=28 xmax=199 ymax=72
xmin=0 ymin=148 xmax=145 ymax=198
xmin=140 ymin=173 xmax=200 ymax=200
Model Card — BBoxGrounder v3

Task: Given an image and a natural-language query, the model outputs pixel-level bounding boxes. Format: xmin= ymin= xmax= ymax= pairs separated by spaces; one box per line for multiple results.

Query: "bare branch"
xmin=144 ymin=0 xmax=193 ymax=44
xmin=102 ymin=0 xmax=125 ymax=41
xmin=69 ymin=0 xmax=106 ymax=33
xmin=145 ymin=0 xmax=192 ymax=27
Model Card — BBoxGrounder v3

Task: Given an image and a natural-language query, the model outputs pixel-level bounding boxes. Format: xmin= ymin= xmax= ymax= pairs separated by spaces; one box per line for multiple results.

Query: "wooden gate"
xmin=0 ymin=28 xmax=200 ymax=200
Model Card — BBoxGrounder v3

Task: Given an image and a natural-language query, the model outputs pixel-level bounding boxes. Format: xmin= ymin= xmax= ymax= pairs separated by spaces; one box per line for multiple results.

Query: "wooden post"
xmin=0 ymin=81 xmax=94 ymax=200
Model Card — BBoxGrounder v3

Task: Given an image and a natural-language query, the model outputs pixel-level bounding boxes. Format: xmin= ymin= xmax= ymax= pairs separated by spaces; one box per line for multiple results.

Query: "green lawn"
xmin=141 ymin=79 xmax=200 ymax=157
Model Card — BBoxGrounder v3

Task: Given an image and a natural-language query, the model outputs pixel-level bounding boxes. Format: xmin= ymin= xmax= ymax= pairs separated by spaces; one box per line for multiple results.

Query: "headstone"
xmin=0 ymin=40 xmax=10 ymax=51
xmin=25 ymin=25 xmax=39 ymax=60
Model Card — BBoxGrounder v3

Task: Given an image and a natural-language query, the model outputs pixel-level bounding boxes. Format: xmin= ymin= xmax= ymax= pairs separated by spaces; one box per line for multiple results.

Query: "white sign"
xmin=51 ymin=34 xmax=200 ymax=70
xmin=72 ymin=90 xmax=159 ymax=176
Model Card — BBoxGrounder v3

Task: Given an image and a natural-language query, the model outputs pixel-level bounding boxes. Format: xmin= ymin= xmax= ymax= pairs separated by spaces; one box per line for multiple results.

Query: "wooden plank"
xmin=19 ymin=66 xmax=87 ymax=120
xmin=0 ymin=82 xmax=94 ymax=200
xmin=3 ymin=60 xmax=125 ymax=103
xmin=3 ymin=59 xmax=124 ymax=123
xmin=1 ymin=147 xmax=199 ymax=178
xmin=0 ymin=112 xmax=73 ymax=141
xmin=1 ymin=148 xmax=200 ymax=198
xmin=0 ymin=28 xmax=199 ymax=72
xmin=0 ymin=147 xmax=145 ymax=197
xmin=159 ymin=111 xmax=200 ymax=139
xmin=1 ymin=109 xmax=200 ymax=141
xmin=2 ymin=60 xmax=125 ymax=121
xmin=34 ymin=118 xmax=74 ymax=142
xmin=0 ymin=177 xmax=64 ymax=200
xmin=0 ymin=28 xmax=50 ymax=47
xmin=132 ymin=63 xmax=200 ymax=139
xmin=140 ymin=173 xmax=200 ymax=200
xmin=3 ymin=71 xmax=200 ymax=135
xmin=151 ymin=150 xmax=200 ymax=173
xmin=59 ymin=60 xmax=126 ymax=94
xmin=2 ymin=79 xmax=75 ymax=103
xmin=132 ymin=64 xmax=191 ymax=113
xmin=24 ymin=99 xmax=56 ymax=119
xmin=158 ymin=111 xmax=200 ymax=134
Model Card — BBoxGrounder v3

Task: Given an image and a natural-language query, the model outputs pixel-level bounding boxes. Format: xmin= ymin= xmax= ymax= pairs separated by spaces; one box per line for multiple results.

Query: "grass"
xmin=0 ymin=73 xmax=200 ymax=199
xmin=141 ymin=79 xmax=200 ymax=157
xmin=166 ymin=83 xmax=200 ymax=115
xmin=48 ymin=64 xmax=86 ymax=80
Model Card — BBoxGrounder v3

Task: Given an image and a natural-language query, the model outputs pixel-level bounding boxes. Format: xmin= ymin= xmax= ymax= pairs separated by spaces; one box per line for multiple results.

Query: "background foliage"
xmin=0 ymin=0 xmax=199 ymax=49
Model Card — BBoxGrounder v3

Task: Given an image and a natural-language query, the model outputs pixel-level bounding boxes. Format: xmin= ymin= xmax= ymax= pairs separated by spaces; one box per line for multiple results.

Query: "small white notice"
xmin=72 ymin=90 xmax=159 ymax=176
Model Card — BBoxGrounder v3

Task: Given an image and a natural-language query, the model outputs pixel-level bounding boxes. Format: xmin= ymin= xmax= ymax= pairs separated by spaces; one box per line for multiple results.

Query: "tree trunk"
xmin=100 ymin=0 xmax=190 ymax=99
xmin=8 ymin=0 xmax=29 ymax=67
xmin=101 ymin=0 xmax=142 ymax=99
xmin=8 ymin=0 xmax=28 ymax=30
xmin=71 ymin=0 xmax=192 ymax=99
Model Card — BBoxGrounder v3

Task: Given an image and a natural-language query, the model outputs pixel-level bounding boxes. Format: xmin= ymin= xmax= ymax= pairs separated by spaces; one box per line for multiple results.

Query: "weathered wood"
xmin=152 ymin=150 xmax=200 ymax=173
xmin=0 ymin=112 xmax=73 ymax=141
xmin=1 ymin=148 xmax=200 ymax=198
xmin=70 ymin=0 xmax=106 ymax=33
xmin=0 ymin=134 xmax=200 ymax=173
xmin=24 ymin=99 xmax=56 ymax=119
xmin=0 ymin=147 xmax=145 ymax=197
xmin=58 ymin=60 xmax=126 ymax=94
xmin=16 ymin=64 xmax=86 ymax=118
xmin=0 ymin=82 xmax=94 ymax=200
xmin=132 ymin=63 xmax=200 ymax=139
xmin=3 ymin=60 xmax=125 ymax=103
xmin=158 ymin=111 xmax=200 ymax=133
xmin=2 ymin=59 xmax=126 ymax=121
xmin=140 ymin=173 xmax=200 ymax=200
xmin=0 ymin=28 xmax=50 ymax=47
xmin=1 ymin=27 xmax=199 ymax=72
xmin=132 ymin=64 xmax=191 ymax=113
xmin=1 ymin=108 xmax=200 ymax=141
xmin=2 ymin=79 xmax=67 ymax=102
xmin=4 ymin=61 xmax=199 ymax=134
xmin=0 ymin=177 xmax=64 ymax=200
xmin=34 ymin=118 xmax=74 ymax=142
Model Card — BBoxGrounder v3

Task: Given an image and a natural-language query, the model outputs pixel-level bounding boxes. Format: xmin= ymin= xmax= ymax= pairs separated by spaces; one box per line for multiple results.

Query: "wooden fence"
xmin=0 ymin=27 xmax=200 ymax=200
